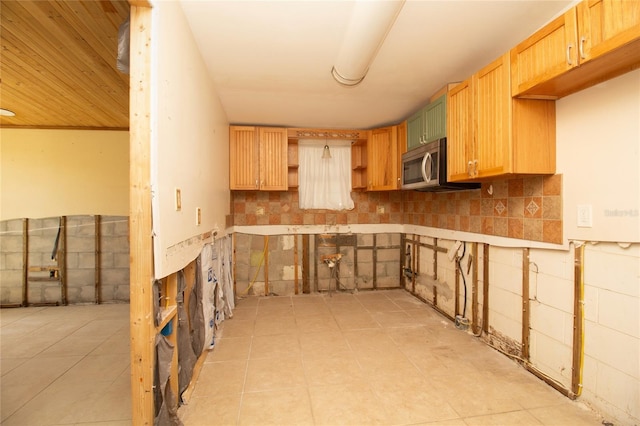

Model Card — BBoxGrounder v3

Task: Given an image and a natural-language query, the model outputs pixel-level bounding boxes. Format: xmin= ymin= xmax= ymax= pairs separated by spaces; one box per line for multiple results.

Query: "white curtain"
xmin=298 ymin=140 xmax=354 ymax=210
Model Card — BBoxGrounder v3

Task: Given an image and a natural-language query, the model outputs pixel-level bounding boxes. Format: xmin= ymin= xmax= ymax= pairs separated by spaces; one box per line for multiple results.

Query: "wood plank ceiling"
xmin=0 ymin=0 xmax=130 ymax=129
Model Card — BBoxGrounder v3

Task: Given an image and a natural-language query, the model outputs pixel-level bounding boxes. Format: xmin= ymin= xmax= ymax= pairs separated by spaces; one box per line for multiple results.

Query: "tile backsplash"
xmin=231 ymin=174 xmax=562 ymax=244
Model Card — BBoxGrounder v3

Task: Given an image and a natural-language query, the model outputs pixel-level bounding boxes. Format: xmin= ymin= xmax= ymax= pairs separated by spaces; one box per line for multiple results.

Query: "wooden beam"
xmin=472 ymin=243 xmax=479 ymax=334
xmin=60 ymin=216 xmax=68 ymax=306
xmin=129 ymin=5 xmax=155 ymax=424
xmin=264 ymin=235 xmax=269 ymax=296
xmin=572 ymin=243 xmax=585 ymax=397
xmin=302 ymin=234 xmax=310 ymax=294
xmin=522 ymin=248 xmax=530 ymax=361
xmin=22 ymin=218 xmax=28 ymax=307
xmin=482 ymin=244 xmax=489 ymax=334
xmin=95 ymin=215 xmax=102 ymax=304
xmin=294 ymin=234 xmax=299 ymax=294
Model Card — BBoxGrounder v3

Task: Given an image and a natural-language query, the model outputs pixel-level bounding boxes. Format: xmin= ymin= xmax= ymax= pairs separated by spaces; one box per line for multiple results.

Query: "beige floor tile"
xmin=192 ymin=360 xmax=247 ymax=396
xmin=0 ymin=357 xmax=29 ymax=376
xmin=56 ymin=378 xmax=132 ymax=424
xmin=528 ymin=403 xmax=603 ymax=425
xmin=239 ymin=388 xmax=314 ymax=426
xmin=334 ymin=312 xmax=380 ymax=330
xmin=59 ymin=353 xmax=129 ymax=384
xmin=258 ymin=295 xmax=294 ymax=306
xmin=343 ymin=328 xmax=396 ymax=352
xmin=296 ymin=314 xmax=341 ymax=333
xmin=371 ymin=310 xmax=418 ymax=327
xmin=40 ymin=337 xmax=110 ymax=357
xmin=207 ymin=336 xmax=252 ymax=362
xmin=293 ymin=303 xmax=332 ymax=317
xmin=244 ymin=357 xmax=307 ymax=392
xmin=253 ymin=316 xmax=297 ymax=336
xmin=299 ymin=330 xmax=352 ymax=358
xmin=1 ymin=355 xmax=83 ymax=421
xmin=231 ymin=306 xmax=258 ymax=319
xmin=373 ymin=387 xmax=460 ymax=425
xmin=359 ymin=299 xmax=402 ymax=312
xmin=308 ymin=383 xmax=390 ymax=425
xmin=250 ymin=334 xmax=300 ymax=359
xmin=220 ymin=318 xmax=255 ymax=338
xmin=180 ymin=393 xmax=242 ymax=425
xmin=291 ymin=295 xmax=327 ymax=305
xmin=302 ymin=354 xmax=364 ymax=386
xmin=463 ymin=410 xmax=544 ymax=425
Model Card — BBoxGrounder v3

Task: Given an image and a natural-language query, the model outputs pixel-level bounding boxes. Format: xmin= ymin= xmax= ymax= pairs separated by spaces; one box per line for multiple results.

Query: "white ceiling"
xmin=180 ymin=0 xmax=574 ymax=130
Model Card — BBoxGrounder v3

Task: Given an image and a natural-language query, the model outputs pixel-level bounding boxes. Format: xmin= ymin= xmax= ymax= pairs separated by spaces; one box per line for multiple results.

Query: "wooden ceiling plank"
xmin=0 ymin=31 xmax=128 ymax=127
xmin=1 ymin=1 xmax=129 ymax=128
xmin=47 ymin=1 xmax=130 ymax=86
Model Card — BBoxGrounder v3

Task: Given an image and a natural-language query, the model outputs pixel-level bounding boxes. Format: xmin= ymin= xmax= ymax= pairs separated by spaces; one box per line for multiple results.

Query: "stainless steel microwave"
xmin=401 ymin=138 xmax=480 ymax=192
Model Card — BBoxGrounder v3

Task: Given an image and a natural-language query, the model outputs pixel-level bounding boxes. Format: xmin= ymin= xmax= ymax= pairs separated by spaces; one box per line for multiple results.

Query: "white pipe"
xmin=332 ymin=0 xmax=405 ymax=86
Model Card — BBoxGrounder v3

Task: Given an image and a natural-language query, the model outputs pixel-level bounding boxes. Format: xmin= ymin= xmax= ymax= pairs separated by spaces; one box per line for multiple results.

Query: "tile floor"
xmin=179 ymin=290 xmax=604 ymax=425
xmin=0 ymin=291 xmax=605 ymax=426
xmin=0 ymin=303 xmax=131 ymax=425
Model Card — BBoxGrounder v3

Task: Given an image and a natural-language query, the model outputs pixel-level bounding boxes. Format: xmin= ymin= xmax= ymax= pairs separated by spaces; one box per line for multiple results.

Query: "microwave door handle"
xmin=421 ymin=152 xmax=432 ymax=183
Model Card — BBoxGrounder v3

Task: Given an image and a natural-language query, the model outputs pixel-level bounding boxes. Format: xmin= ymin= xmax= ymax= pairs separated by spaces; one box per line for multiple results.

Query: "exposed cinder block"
xmin=1 ymin=286 xmax=22 ymax=304
xmin=357 ymin=234 xmax=373 ymax=246
xmin=114 ymin=253 xmax=129 ymax=269
xmin=77 ymin=252 xmax=96 ymax=269
xmin=44 ymin=285 xmax=63 ymax=303
xmin=66 ymin=252 xmax=80 ymax=269
xmin=66 ymin=270 xmax=94 ymax=288
xmin=114 ymin=284 xmax=130 ymax=301
xmin=102 ymin=269 xmax=129 ymax=286
xmin=376 ymin=276 xmax=399 ymax=288
xmin=101 ymin=252 xmax=115 ymax=269
xmin=0 ymin=219 xmax=23 ymax=233
xmin=2 ymin=253 xmax=23 ymax=270
xmin=377 ymin=248 xmax=399 ymax=263
xmin=0 ymin=234 xmax=22 ymax=252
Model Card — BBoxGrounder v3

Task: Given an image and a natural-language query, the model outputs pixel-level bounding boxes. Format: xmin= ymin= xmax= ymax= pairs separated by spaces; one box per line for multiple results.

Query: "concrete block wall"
xmin=582 ymin=243 xmax=639 ymax=425
xmin=0 ymin=215 xmax=130 ymax=305
xmin=233 ymin=233 xmax=402 ymax=296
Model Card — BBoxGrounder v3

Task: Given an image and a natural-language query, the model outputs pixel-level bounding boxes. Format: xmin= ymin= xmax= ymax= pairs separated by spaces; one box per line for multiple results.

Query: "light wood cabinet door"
xmin=257 ymin=127 xmax=288 ymax=191
xmin=229 ymin=126 xmax=259 ymax=190
xmin=511 ymin=0 xmax=640 ymax=98
xmin=367 ymin=126 xmax=398 ymax=191
xmin=229 ymin=126 xmax=288 ymax=191
xmin=474 ymin=54 xmax=511 ymax=178
xmin=510 ymin=9 xmax=579 ymax=96
xmin=578 ymin=0 xmax=640 ymax=62
xmin=448 ymin=54 xmax=556 ymax=182
xmin=447 ymin=78 xmax=474 ymax=182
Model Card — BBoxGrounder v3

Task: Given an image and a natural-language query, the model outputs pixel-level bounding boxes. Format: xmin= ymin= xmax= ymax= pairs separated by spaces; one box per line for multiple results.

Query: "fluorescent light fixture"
xmin=0 ymin=108 xmax=16 ymax=117
xmin=331 ymin=0 xmax=405 ymax=87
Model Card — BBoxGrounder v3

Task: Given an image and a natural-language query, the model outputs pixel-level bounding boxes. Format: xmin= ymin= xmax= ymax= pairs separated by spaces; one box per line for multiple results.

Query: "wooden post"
xmin=294 ymin=234 xmax=299 ymax=294
xmin=482 ymin=244 xmax=489 ymax=334
xmin=454 ymin=255 xmax=460 ymax=318
xmin=129 ymin=4 xmax=155 ymax=424
xmin=372 ymin=234 xmax=377 ymax=289
xmin=472 ymin=243 xmax=479 ymax=334
xmin=522 ymin=248 xmax=530 ymax=361
xmin=302 ymin=234 xmax=310 ymax=294
xmin=22 ymin=218 xmax=29 ymax=307
xmin=59 ymin=216 xmax=68 ymax=306
xmin=264 ymin=235 xmax=269 ymax=296
xmin=572 ymin=243 xmax=585 ymax=397
xmin=95 ymin=215 xmax=101 ymax=304
xmin=433 ymin=237 xmax=438 ymax=280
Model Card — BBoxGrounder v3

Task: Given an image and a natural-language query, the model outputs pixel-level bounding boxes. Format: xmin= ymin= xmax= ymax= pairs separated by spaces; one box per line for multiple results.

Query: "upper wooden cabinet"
xmin=424 ymin=94 xmax=447 ymax=143
xmin=407 ymin=108 xmax=424 ymax=151
xmin=511 ymin=0 xmax=640 ymax=98
xmin=229 ymin=126 xmax=288 ymax=190
xmin=448 ymin=53 xmax=556 ymax=182
xmin=367 ymin=126 xmax=399 ymax=191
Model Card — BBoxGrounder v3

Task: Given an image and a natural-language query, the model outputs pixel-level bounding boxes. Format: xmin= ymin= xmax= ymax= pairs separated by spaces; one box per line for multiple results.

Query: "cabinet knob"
xmin=467 ymin=161 xmax=473 ymax=177
xmin=473 ymin=160 xmax=478 ymax=176
xmin=579 ymin=36 xmax=586 ymax=60
xmin=566 ymin=43 xmax=573 ymax=66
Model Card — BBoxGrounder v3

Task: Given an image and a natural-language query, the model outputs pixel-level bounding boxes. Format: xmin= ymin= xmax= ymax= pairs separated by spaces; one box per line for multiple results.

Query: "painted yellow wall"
xmin=0 ymin=129 xmax=129 ymax=220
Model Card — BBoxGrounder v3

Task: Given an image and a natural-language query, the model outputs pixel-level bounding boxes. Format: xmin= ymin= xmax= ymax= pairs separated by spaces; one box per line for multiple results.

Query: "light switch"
xmin=175 ymin=188 xmax=182 ymax=211
xmin=577 ymin=204 xmax=592 ymax=228
xmin=196 ymin=207 xmax=201 ymax=225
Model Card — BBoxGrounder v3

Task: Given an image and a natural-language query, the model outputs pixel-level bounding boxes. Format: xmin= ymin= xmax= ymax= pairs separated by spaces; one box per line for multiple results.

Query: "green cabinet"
xmin=406 ymin=94 xmax=448 ymax=151
xmin=424 ymin=94 xmax=447 ymax=142
xmin=407 ymin=108 xmax=424 ymax=151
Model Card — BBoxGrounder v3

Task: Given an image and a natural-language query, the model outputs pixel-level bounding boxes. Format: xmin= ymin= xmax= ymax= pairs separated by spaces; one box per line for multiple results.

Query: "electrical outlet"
xmin=377 ymin=205 xmax=385 ymax=214
xmin=175 ymin=188 xmax=182 ymax=211
xmin=196 ymin=207 xmax=201 ymax=225
xmin=577 ymin=204 xmax=592 ymax=228
xmin=256 ymin=206 xmax=265 ymax=216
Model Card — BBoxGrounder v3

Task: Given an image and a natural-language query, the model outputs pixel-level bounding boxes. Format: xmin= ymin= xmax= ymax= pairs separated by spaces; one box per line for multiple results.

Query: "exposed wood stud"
xmin=22 ymin=218 xmax=29 ymax=307
xmin=522 ymin=247 xmax=530 ymax=361
xmin=232 ymin=233 xmax=237 ymax=302
xmin=482 ymin=244 xmax=489 ymax=334
xmin=454 ymin=253 xmax=460 ymax=318
xmin=572 ymin=243 xmax=585 ymax=398
xmin=60 ymin=216 xmax=68 ymax=306
xmin=412 ymin=235 xmax=417 ymax=293
xmin=400 ymin=234 xmax=406 ymax=289
xmin=294 ymin=235 xmax=299 ymax=294
xmin=264 ymin=235 xmax=269 ymax=296
xmin=95 ymin=215 xmax=102 ymax=304
xmin=472 ymin=243 xmax=479 ymax=334
xmin=372 ymin=234 xmax=377 ymax=290
xmin=129 ymin=4 xmax=155 ymax=424
xmin=433 ymin=238 xmax=438 ymax=280
xmin=302 ymin=235 xmax=310 ymax=294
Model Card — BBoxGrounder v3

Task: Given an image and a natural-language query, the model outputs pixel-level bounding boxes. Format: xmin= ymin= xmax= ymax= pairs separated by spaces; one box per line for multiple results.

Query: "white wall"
xmin=151 ymin=2 xmax=230 ymax=278
xmin=556 ymin=70 xmax=640 ymax=243
xmin=0 ymin=129 xmax=129 ymax=220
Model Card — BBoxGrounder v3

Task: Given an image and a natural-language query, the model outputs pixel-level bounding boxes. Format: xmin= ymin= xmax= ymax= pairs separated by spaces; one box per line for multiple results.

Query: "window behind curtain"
xmin=298 ymin=140 xmax=354 ymax=210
